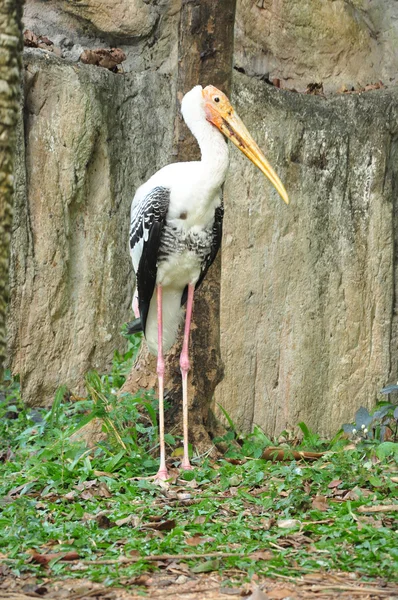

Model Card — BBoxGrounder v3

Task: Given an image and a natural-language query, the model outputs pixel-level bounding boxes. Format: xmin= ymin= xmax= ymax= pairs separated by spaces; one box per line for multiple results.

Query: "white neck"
xmin=188 ymin=118 xmax=230 ymax=192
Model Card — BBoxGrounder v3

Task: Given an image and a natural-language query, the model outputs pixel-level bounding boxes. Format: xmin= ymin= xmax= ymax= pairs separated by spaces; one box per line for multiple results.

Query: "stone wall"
xmin=235 ymin=0 xmax=398 ymax=93
xmin=9 ymin=50 xmax=174 ymax=405
xmin=214 ymin=73 xmax=398 ymax=436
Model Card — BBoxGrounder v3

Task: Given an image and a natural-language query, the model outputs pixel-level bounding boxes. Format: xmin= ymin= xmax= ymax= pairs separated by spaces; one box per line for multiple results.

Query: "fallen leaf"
xmin=175 ymin=574 xmax=190 ymax=584
xmin=193 ymin=516 xmax=206 ymax=525
xmin=80 ymin=48 xmax=126 ymax=71
xmin=358 ymin=504 xmax=398 ymax=513
xmin=220 ymin=587 xmax=242 ymax=596
xmin=267 ymin=587 xmax=294 ymax=599
xmin=96 ymin=514 xmax=115 ymax=529
xmin=248 ymin=586 xmax=269 ymax=599
xmin=305 ymin=82 xmax=324 ymax=95
xmin=81 ymin=490 xmax=94 ymax=500
xmin=311 ymin=495 xmax=329 ymax=511
xmin=166 ymin=560 xmax=190 ymax=574
xmin=98 ymin=483 xmax=112 ymax=498
xmin=63 ymin=491 xmax=76 ymax=501
xmin=342 ymin=489 xmax=360 ymax=501
xmin=23 ymin=29 xmax=39 ymax=47
xmin=143 ymin=519 xmax=176 ymax=531
xmin=328 ymin=479 xmax=342 ymax=489
xmin=185 ymin=535 xmax=204 ymax=546
xmin=277 ymin=519 xmax=301 ymax=529
xmin=29 ymin=550 xmax=80 ymax=566
xmin=263 ymin=447 xmax=325 ymax=461
xmin=93 ymin=470 xmax=119 ymax=478
xmin=249 ymin=550 xmax=273 ymax=561
xmin=364 ymin=81 xmax=385 ymax=91
xmin=115 ymin=515 xmax=139 ymax=527
xmin=21 ymin=584 xmax=48 ymax=596
xmin=131 ymin=574 xmax=151 ymax=586
xmin=185 ymin=535 xmax=215 ymax=546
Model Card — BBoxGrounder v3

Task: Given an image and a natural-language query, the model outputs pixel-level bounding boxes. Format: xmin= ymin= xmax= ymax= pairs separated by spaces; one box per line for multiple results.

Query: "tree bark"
xmin=122 ymin=0 xmax=237 ymax=451
xmin=0 ymin=0 xmax=23 ymax=380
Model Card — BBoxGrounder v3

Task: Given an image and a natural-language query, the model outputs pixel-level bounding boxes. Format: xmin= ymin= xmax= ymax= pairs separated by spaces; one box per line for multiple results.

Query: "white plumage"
xmin=130 ymin=86 xmax=228 ymax=353
xmin=128 ymin=84 xmax=289 ymax=479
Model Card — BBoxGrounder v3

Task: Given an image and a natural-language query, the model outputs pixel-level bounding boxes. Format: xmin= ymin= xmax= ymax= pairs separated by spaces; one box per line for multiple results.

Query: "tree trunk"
xmin=0 ymin=0 xmax=23 ymax=380
xmin=122 ymin=0 xmax=237 ymax=452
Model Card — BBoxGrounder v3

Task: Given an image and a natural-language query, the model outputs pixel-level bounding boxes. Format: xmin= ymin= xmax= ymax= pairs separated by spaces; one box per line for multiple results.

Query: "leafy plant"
xmin=1 ymin=346 xmax=398 ymax=587
xmin=342 ymin=404 xmax=398 ymax=443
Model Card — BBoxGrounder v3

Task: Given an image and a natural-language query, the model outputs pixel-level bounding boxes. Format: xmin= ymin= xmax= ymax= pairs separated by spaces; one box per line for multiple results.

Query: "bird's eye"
xmin=214 ymin=96 xmax=220 ymax=103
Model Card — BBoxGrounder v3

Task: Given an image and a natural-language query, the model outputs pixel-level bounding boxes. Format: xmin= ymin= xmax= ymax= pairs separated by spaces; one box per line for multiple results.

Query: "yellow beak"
xmin=219 ymin=111 xmax=289 ymax=205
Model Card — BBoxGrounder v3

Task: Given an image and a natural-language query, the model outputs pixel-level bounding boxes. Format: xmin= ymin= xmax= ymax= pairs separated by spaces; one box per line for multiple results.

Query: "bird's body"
xmin=130 ymin=87 xmax=228 ymax=353
xmin=129 ymin=84 xmax=288 ymax=480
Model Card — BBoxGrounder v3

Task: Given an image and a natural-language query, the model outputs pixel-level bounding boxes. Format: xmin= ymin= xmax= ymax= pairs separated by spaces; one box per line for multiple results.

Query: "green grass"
xmin=0 ymin=340 xmax=397 ymax=586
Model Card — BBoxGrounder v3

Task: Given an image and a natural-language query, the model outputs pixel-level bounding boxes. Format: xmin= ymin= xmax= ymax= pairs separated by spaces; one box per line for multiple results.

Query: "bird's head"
xmin=202 ymin=85 xmax=289 ymax=205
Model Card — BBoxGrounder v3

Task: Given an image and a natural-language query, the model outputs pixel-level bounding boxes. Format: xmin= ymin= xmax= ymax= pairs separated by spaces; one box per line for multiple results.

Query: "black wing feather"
xmin=130 ymin=186 xmax=170 ymax=334
xmin=181 ymin=202 xmax=224 ymax=306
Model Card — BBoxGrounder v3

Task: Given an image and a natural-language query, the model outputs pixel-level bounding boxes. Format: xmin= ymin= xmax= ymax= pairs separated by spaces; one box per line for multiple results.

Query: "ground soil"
xmin=1 ymin=569 xmax=397 ymax=600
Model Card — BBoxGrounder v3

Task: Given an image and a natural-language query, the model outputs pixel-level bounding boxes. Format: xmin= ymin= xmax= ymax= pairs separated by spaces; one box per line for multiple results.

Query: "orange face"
xmin=202 ymin=85 xmax=234 ymax=130
xmin=202 ymin=85 xmax=289 ymax=205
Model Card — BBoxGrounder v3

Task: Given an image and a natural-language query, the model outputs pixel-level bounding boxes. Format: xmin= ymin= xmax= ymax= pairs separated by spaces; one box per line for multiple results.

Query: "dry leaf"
xmin=277 ymin=519 xmax=301 ymax=529
xmin=311 ymin=495 xmax=329 ymax=511
xmin=267 ymin=587 xmax=294 ymax=599
xmin=29 ymin=550 xmax=80 ymax=566
xmin=63 ymin=491 xmax=76 ymax=501
xmin=249 ymin=550 xmax=273 ymax=561
xmin=342 ymin=489 xmax=359 ymax=501
xmin=96 ymin=514 xmax=115 ymax=529
xmin=328 ymin=479 xmax=342 ymax=489
xmin=93 ymin=470 xmax=119 ymax=478
xmin=185 ymin=535 xmax=203 ymax=546
xmin=185 ymin=535 xmax=215 ymax=546
xmin=115 ymin=515 xmax=139 ymax=527
xmin=220 ymin=587 xmax=242 ymax=596
xmin=80 ymin=48 xmax=126 ymax=71
xmin=305 ymin=82 xmax=324 ymax=95
xmin=248 ymin=586 xmax=269 ymax=599
xmin=24 ymin=29 xmax=39 ymax=47
xmin=131 ymin=574 xmax=151 ymax=586
xmin=358 ymin=504 xmax=398 ymax=513
xmin=263 ymin=447 xmax=325 ymax=461
xmin=98 ymin=483 xmax=112 ymax=498
xmin=364 ymin=81 xmax=384 ymax=91
xmin=143 ymin=519 xmax=176 ymax=531
xmin=193 ymin=515 xmax=206 ymax=525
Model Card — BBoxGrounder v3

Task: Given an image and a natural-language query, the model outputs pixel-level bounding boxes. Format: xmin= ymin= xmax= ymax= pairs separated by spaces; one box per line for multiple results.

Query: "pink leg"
xmin=156 ymin=285 xmax=168 ymax=480
xmin=132 ymin=290 xmax=140 ymax=319
xmin=180 ymin=283 xmax=194 ymax=471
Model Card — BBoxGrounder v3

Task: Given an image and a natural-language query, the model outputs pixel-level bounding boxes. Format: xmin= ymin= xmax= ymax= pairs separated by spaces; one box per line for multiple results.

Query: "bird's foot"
xmin=180 ymin=461 xmax=193 ymax=471
xmin=154 ymin=468 xmax=170 ymax=481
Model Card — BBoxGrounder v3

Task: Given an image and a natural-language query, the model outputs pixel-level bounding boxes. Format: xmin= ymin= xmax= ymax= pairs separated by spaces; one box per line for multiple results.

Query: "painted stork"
xmin=129 ymin=85 xmax=288 ymax=480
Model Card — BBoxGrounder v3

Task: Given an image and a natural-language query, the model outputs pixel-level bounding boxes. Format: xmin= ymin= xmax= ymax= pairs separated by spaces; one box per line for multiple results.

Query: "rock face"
xmin=235 ymin=0 xmax=398 ymax=93
xmin=23 ymin=0 xmax=180 ymax=72
xmin=214 ymin=73 xmax=398 ymax=436
xmin=58 ymin=0 xmax=157 ymax=38
xmin=8 ymin=50 xmax=174 ymax=405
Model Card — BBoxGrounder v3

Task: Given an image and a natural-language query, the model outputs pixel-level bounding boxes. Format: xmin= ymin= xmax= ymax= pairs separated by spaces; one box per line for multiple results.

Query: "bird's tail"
xmin=125 ymin=318 xmax=143 ymax=335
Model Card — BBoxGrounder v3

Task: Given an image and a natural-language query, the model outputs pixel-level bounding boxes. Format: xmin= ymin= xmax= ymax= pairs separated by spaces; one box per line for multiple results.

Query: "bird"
xmin=129 ymin=84 xmax=289 ymax=480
